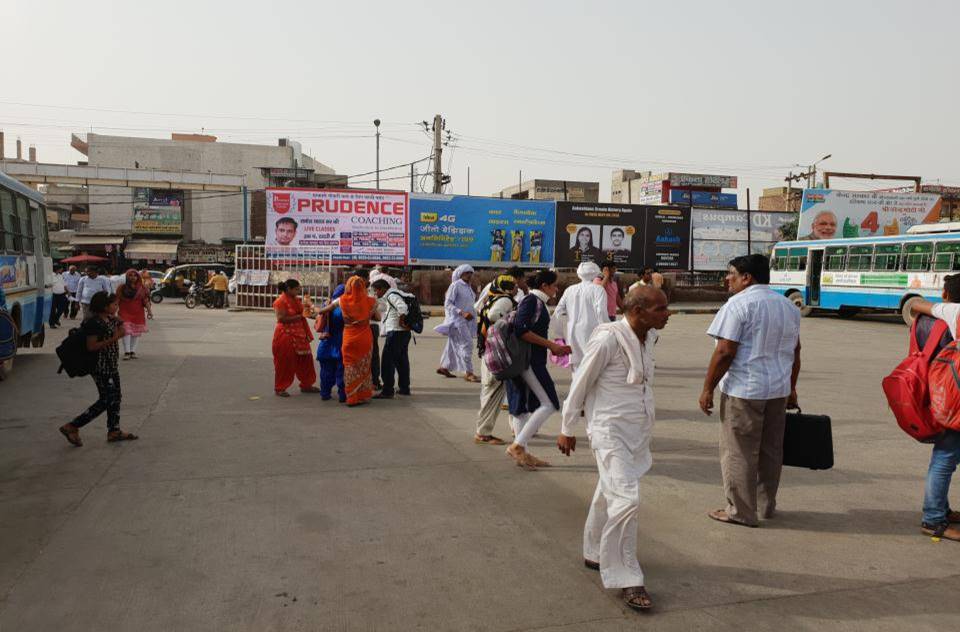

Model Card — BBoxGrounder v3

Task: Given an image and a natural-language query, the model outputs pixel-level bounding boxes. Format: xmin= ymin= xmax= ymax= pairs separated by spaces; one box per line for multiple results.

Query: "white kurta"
xmin=553 ymin=264 xmax=609 ymax=371
xmin=561 ymin=321 xmax=657 ymax=589
xmin=436 ymin=265 xmax=477 ymax=373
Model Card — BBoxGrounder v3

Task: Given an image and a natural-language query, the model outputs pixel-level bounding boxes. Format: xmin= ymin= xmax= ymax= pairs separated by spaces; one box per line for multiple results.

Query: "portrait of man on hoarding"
xmin=603 ymin=225 xmax=632 ymax=258
xmin=275 ymin=217 xmax=299 ymax=246
xmin=568 ymin=225 xmax=604 ymax=263
xmin=803 ymin=210 xmax=837 ymax=240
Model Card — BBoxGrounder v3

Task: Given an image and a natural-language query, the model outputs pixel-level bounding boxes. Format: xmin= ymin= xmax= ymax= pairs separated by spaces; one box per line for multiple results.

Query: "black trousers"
xmin=50 ymin=293 xmax=68 ymax=326
xmin=215 ymin=290 xmax=226 ymax=308
xmin=381 ymin=330 xmax=411 ymax=396
xmin=71 ymin=371 xmax=122 ymax=432
xmin=68 ymin=292 xmax=79 ymax=319
xmin=370 ymin=323 xmax=381 ymax=385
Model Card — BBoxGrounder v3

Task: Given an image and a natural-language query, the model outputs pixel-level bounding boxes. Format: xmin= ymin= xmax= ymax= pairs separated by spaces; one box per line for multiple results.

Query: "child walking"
xmin=59 ymin=291 xmax=139 ymax=446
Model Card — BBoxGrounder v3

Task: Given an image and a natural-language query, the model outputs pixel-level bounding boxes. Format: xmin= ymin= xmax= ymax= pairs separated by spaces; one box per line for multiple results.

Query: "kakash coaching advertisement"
xmin=408 ymin=195 xmax=555 ymax=267
xmin=265 ymin=188 xmax=408 ymax=265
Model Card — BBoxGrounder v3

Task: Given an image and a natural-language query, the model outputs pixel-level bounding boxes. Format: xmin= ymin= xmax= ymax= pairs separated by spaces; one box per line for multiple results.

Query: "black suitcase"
xmin=782 ymin=409 xmax=834 ymax=470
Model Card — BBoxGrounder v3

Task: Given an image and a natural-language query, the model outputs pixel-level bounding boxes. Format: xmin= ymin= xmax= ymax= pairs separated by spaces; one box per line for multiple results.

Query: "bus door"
xmin=807 ymin=249 xmax=824 ymax=306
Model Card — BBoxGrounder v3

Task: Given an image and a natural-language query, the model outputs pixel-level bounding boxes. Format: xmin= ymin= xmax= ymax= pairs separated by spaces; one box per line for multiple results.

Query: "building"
xmin=72 ymin=133 xmax=337 ymax=247
xmin=611 ymin=170 xmax=738 ymax=206
xmin=496 ymin=179 xmax=600 ymax=202
xmin=758 ymin=186 xmax=803 ymax=212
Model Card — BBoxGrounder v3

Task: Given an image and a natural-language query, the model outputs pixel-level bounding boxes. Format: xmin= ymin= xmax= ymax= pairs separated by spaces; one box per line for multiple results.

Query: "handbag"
xmin=782 ymin=408 xmax=834 ymax=470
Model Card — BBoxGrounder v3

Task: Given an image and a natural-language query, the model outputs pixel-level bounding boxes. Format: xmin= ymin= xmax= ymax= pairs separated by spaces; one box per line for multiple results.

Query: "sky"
xmin=2 ymin=0 xmax=958 ymax=205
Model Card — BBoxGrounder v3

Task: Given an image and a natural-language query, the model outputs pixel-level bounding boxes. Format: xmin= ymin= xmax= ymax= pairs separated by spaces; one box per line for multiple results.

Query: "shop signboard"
xmin=265 ymin=188 xmax=408 ymax=264
xmin=408 ymin=194 xmax=555 ymax=267
xmin=799 ymin=188 xmax=941 ymax=240
xmin=669 ymin=190 xmax=738 ymax=208
xmin=133 ymin=188 xmax=183 ymax=235
xmin=668 ymin=173 xmax=738 ymax=188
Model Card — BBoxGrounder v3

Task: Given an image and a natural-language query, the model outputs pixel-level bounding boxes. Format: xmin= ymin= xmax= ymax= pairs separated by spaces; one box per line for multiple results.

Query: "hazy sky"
xmin=3 ymin=0 xmax=957 ymax=204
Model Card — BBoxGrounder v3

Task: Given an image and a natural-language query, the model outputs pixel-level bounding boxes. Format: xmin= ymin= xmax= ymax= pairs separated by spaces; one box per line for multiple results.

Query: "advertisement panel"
xmin=799 ymin=188 xmax=941 ymax=240
xmin=133 ymin=188 xmax=183 ymax=235
xmin=691 ymin=209 xmax=795 ymax=270
xmin=0 ymin=255 xmax=30 ymax=291
xmin=670 ymin=190 xmax=738 ymax=208
xmin=644 ymin=206 xmax=690 ymax=270
xmin=668 ymin=173 xmax=738 ymax=188
xmin=555 ymin=202 xmax=645 ymax=269
xmin=408 ymin=195 xmax=555 ymax=267
xmin=266 ymin=188 xmax=408 ymax=264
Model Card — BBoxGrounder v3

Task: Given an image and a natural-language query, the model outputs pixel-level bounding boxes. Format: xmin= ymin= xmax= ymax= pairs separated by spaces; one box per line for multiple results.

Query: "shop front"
xmin=123 ymin=240 xmax=180 ymax=269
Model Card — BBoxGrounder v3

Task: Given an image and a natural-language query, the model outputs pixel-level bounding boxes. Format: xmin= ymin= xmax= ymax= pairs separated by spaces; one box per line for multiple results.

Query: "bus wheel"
xmin=837 ymin=306 xmax=860 ymax=319
xmin=787 ymin=291 xmax=813 ymax=317
xmin=30 ymin=326 xmax=45 ymax=348
xmin=0 ymin=356 xmax=11 ymax=381
xmin=901 ymin=297 xmax=923 ymax=326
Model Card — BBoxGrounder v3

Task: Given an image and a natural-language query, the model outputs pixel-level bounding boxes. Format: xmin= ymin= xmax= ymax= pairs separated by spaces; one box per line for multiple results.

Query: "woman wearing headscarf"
xmin=474 ymin=274 xmax=518 ymax=445
xmin=315 ymin=284 xmax=346 ymax=402
xmin=435 ymin=264 xmax=480 ymax=382
xmin=318 ymin=276 xmax=379 ymax=406
xmin=117 ymin=268 xmax=153 ymax=360
xmin=505 ymin=269 xmax=572 ymax=469
xmin=272 ymin=279 xmax=319 ymax=397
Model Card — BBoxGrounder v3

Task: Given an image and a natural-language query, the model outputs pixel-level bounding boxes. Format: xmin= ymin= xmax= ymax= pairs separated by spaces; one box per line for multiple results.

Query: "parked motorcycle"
xmin=184 ymin=284 xmax=217 ymax=309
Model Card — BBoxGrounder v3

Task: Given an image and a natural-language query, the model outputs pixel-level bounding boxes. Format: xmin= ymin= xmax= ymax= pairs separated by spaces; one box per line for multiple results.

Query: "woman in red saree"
xmin=323 ymin=276 xmax=378 ymax=406
xmin=272 ymin=279 xmax=319 ymax=397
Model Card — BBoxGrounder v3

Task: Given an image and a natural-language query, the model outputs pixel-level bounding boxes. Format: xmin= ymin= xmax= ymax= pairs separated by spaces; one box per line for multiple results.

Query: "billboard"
xmin=799 ymin=188 xmax=941 ymax=240
xmin=408 ymin=195 xmax=555 ymax=267
xmin=554 ymin=203 xmax=690 ymax=271
xmin=266 ymin=188 xmax=408 ymax=264
xmin=691 ymin=209 xmax=795 ymax=270
xmin=670 ymin=190 xmax=738 ymax=208
xmin=133 ymin=188 xmax=183 ymax=235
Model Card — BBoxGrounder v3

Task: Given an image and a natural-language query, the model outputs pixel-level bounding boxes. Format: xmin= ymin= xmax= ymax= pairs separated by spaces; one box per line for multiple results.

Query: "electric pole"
xmin=432 ymin=114 xmax=443 ymax=194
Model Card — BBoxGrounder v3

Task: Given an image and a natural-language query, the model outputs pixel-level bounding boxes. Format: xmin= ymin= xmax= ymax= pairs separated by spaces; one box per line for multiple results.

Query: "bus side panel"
xmin=32 ymin=291 xmax=49 ymax=334
xmin=769 ymin=284 xmax=797 ymax=297
xmin=818 ymin=288 xmax=938 ymax=310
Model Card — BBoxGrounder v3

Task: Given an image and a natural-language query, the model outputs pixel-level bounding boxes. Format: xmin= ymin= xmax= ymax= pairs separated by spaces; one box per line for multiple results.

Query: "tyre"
xmin=185 ymin=295 xmax=197 ymax=309
xmin=901 ymin=296 xmax=923 ymax=326
xmin=31 ymin=326 xmax=45 ymax=348
xmin=837 ymin=306 xmax=860 ymax=319
xmin=0 ymin=355 xmax=12 ymax=381
xmin=151 ymin=292 xmax=163 ymax=304
xmin=787 ymin=290 xmax=813 ymax=317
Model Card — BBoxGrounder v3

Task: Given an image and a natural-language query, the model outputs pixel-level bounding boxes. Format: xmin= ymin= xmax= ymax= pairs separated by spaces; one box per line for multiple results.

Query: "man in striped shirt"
xmin=700 ymin=254 xmax=801 ymax=528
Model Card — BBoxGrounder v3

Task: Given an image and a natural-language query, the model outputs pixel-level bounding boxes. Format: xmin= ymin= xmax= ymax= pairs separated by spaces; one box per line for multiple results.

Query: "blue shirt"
xmin=707 ymin=284 xmax=800 ymax=400
xmin=63 ymin=271 xmax=82 ymax=293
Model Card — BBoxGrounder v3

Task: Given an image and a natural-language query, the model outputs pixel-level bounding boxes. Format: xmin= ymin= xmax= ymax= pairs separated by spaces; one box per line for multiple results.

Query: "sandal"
xmin=436 ymin=368 xmax=456 ymax=378
xmin=464 ymin=373 xmax=481 ymax=383
xmin=474 ymin=434 xmax=506 ymax=445
xmin=59 ymin=424 xmax=82 ymax=447
xmin=525 ymin=452 xmax=550 ymax=467
xmin=275 ymin=391 xmax=290 ymax=398
xmin=107 ymin=430 xmax=139 ymax=442
xmin=622 ymin=586 xmax=653 ymax=611
xmin=300 ymin=386 xmax=321 ymax=393
xmin=708 ymin=509 xmax=758 ymax=528
xmin=584 ymin=559 xmax=600 ymax=571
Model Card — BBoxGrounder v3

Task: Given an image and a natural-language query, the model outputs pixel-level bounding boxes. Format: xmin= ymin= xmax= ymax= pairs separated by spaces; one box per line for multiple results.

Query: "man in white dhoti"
xmin=435 ymin=264 xmax=481 ymax=382
xmin=557 ymin=285 xmax=671 ymax=611
xmin=553 ymin=261 xmax=609 ymax=372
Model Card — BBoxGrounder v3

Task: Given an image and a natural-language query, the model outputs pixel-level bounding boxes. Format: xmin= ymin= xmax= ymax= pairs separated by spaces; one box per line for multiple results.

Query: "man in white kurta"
xmin=557 ymin=286 xmax=671 ymax=611
xmin=553 ymin=261 xmax=609 ymax=371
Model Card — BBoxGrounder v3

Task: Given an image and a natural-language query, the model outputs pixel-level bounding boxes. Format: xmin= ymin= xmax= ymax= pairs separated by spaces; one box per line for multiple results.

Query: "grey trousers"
xmin=719 ymin=393 xmax=788 ymax=526
xmin=476 ymin=362 xmax=506 ymax=436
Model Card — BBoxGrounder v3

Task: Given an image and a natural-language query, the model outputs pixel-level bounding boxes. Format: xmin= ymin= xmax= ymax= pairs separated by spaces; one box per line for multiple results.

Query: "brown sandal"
xmin=436 ymin=368 xmax=456 ymax=378
xmin=59 ymin=424 xmax=82 ymax=447
xmin=464 ymin=373 xmax=481 ymax=383
xmin=474 ymin=434 xmax=506 ymax=445
xmin=708 ymin=509 xmax=758 ymax=528
xmin=107 ymin=430 xmax=139 ymax=442
xmin=622 ymin=586 xmax=653 ymax=611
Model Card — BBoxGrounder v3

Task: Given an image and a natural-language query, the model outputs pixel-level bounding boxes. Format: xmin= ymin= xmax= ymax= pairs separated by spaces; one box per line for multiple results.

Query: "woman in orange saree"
xmin=272 ymin=279 xmax=319 ymax=397
xmin=334 ymin=276 xmax=378 ymax=406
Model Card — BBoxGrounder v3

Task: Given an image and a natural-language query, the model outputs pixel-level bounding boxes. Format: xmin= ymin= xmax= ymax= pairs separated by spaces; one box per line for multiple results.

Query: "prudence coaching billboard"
xmin=408 ymin=195 xmax=555 ymax=267
xmin=799 ymin=188 xmax=942 ymax=240
xmin=266 ymin=188 xmax=408 ymax=264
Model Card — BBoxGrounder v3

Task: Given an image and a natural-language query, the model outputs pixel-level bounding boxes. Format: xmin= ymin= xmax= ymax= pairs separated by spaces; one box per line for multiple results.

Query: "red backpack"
xmin=882 ymin=317 xmax=949 ymax=442
xmin=928 ymin=323 xmax=960 ymax=434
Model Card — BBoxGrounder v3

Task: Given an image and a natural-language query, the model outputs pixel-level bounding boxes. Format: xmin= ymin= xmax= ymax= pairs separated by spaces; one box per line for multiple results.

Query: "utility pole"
xmin=410 ymin=163 xmax=415 ymax=193
xmin=374 ymin=119 xmax=381 ymax=189
xmin=467 ymin=166 xmax=471 ymax=196
xmin=432 ymin=114 xmax=443 ymax=194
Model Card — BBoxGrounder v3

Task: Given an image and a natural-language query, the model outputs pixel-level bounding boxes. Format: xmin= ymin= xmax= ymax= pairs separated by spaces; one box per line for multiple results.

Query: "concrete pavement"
xmin=1 ymin=304 xmax=958 ymax=630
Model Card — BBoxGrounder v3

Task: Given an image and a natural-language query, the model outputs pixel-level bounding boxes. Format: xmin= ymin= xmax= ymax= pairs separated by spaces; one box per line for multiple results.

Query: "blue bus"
xmin=769 ymin=224 xmax=960 ymax=325
xmin=0 ymin=170 xmax=53 ymax=379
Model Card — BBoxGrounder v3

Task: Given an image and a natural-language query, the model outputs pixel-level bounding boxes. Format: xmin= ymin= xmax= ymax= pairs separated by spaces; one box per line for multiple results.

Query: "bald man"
xmin=557 ymin=286 xmax=671 ymax=611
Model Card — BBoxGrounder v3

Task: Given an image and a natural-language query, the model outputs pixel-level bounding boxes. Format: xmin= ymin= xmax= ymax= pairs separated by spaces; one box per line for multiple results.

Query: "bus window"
xmin=16 ymin=196 xmax=33 ymax=254
xmin=903 ymin=243 xmax=932 ymax=272
xmin=874 ymin=244 xmax=902 ymax=271
xmin=934 ymin=242 xmax=960 ymax=272
xmin=0 ymin=189 xmax=15 ymax=252
xmin=786 ymin=247 xmax=807 ymax=271
xmin=772 ymin=248 xmax=789 ymax=271
xmin=825 ymin=246 xmax=847 ymax=271
xmin=847 ymin=245 xmax=874 ymax=271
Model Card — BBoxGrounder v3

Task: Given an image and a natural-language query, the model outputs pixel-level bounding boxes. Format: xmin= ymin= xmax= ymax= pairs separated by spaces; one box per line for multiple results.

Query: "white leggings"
xmin=511 ymin=368 xmax=557 ymax=448
xmin=122 ymin=334 xmax=140 ymax=354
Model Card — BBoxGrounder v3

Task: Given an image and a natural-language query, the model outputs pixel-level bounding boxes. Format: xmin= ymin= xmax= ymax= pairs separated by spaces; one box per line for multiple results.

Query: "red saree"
xmin=272 ymin=292 xmax=316 ymax=393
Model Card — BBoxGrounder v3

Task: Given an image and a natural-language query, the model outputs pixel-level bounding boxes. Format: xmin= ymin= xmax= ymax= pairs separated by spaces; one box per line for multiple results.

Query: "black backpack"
xmin=387 ymin=290 xmax=424 ymax=334
xmin=56 ymin=323 xmax=96 ymax=378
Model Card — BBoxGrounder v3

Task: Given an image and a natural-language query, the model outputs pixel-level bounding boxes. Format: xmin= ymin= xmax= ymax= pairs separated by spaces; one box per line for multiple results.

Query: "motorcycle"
xmin=184 ymin=284 xmax=217 ymax=309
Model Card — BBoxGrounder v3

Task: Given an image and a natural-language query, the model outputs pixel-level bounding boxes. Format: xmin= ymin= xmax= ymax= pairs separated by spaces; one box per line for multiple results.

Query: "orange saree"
xmin=338 ymin=277 xmax=377 ymax=405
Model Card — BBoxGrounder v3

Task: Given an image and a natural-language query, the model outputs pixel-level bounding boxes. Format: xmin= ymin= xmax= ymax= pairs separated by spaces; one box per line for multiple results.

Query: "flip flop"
xmin=622 ymin=586 xmax=653 ymax=611
xmin=708 ymin=509 xmax=757 ymax=528
xmin=436 ymin=368 xmax=456 ymax=378
xmin=474 ymin=434 xmax=506 ymax=445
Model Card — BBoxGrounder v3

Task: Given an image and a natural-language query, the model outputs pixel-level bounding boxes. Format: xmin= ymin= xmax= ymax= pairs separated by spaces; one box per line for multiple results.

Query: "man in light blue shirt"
xmin=75 ymin=265 xmax=113 ymax=321
xmin=700 ymin=254 xmax=801 ymax=528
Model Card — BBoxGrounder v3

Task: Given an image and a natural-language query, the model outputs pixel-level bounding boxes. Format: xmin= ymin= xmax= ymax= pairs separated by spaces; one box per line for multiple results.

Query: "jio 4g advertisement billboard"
xmin=554 ymin=202 xmax=690 ymax=271
xmin=408 ymin=195 xmax=555 ymax=267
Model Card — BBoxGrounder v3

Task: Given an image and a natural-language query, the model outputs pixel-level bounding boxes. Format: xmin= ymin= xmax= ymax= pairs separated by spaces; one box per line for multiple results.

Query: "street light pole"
xmin=374 ymin=119 xmax=381 ymax=189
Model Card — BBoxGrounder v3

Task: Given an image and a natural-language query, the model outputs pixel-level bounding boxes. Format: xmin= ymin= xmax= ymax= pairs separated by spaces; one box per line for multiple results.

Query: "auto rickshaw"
xmin=152 ymin=264 xmax=234 ymax=303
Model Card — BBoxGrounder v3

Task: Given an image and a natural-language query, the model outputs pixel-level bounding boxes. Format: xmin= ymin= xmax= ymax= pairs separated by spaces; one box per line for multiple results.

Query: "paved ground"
xmin=1 ymin=303 xmax=958 ymax=631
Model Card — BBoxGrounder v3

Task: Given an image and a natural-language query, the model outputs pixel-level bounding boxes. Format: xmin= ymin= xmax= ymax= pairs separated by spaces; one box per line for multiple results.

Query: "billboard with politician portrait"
xmin=265 ymin=188 xmax=408 ymax=264
xmin=799 ymin=188 xmax=942 ymax=240
xmin=408 ymin=195 xmax=555 ymax=267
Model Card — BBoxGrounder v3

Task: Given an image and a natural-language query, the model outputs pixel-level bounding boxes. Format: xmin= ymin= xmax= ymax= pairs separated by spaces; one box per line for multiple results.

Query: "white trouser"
xmin=123 ymin=334 xmax=140 ymax=354
xmin=583 ymin=446 xmax=645 ymax=589
xmin=512 ymin=368 xmax=556 ymax=448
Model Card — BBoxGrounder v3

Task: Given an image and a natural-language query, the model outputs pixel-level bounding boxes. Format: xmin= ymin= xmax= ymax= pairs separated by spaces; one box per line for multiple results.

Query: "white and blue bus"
xmin=0 ymin=170 xmax=53 ymax=378
xmin=770 ymin=224 xmax=960 ymax=325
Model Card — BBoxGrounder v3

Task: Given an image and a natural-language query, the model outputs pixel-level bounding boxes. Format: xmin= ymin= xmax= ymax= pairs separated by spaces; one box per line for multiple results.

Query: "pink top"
xmin=603 ymin=281 xmax=618 ymax=318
